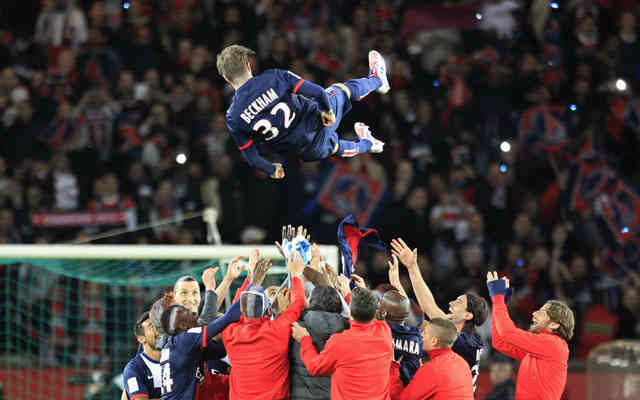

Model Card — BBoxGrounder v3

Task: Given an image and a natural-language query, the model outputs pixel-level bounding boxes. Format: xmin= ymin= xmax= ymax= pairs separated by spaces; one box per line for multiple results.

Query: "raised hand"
xmin=390 ymin=238 xmax=418 ymax=271
xmin=248 ymin=249 xmax=260 ymax=276
xmin=387 ymin=255 xmax=407 ymax=296
xmin=351 ymin=274 xmax=367 ymax=289
xmin=287 ymin=251 xmax=305 ymax=276
xmin=336 ymin=274 xmax=351 ymax=298
xmin=251 ymin=257 xmax=272 ymax=287
xmin=226 ymin=256 xmax=245 ymax=281
xmin=324 ymin=263 xmax=338 ymax=287
xmin=486 ymin=271 xmax=499 ymax=282
xmin=202 ymin=267 xmax=219 ymax=291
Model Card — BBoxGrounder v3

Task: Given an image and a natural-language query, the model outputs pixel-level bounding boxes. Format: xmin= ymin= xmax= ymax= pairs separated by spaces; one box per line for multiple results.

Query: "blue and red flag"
xmin=337 ymin=215 xmax=386 ymax=277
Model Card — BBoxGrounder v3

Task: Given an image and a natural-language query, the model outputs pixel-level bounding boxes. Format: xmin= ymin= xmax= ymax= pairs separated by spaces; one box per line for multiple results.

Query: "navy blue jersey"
xmin=123 ymin=351 xmax=162 ymax=399
xmin=452 ymin=331 xmax=484 ymax=392
xmin=226 ymin=69 xmax=327 ymax=154
xmin=159 ymin=302 xmax=240 ymax=400
xmin=388 ymin=322 xmax=423 ymax=386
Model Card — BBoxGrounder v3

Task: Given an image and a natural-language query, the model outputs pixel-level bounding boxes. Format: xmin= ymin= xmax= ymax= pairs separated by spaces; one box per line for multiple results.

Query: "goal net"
xmin=0 ymin=244 xmax=339 ymax=400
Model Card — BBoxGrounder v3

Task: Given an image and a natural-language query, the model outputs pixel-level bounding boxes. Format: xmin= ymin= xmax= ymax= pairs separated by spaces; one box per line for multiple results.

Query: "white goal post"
xmin=0 ymin=244 xmax=341 ymax=273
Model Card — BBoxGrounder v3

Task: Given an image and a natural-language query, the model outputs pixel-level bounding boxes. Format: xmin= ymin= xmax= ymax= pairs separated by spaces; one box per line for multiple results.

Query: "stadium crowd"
xmin=1 ymin=0 xmax=640 ymax=392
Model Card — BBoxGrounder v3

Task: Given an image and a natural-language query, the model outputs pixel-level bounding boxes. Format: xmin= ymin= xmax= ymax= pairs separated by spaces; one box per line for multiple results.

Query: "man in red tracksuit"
xmin=222 ymin=252 xmax=306 ymax=400
xmin=389 ymin=318 xmax=474 ymax=399
xmin=291 ymin=287 xmax=394 ymax=400
xmin=487 ymin=271 xmax=575 ymax=400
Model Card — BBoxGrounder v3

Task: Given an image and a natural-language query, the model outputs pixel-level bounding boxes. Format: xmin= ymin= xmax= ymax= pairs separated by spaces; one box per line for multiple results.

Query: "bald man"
xmin=378 ymin=289 xmax=423 ymax=385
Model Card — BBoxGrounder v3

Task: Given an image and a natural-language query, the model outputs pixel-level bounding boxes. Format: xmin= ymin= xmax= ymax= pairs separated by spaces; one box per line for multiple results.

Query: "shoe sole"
xmin=368 ymin=50 xmax=390 ymax=94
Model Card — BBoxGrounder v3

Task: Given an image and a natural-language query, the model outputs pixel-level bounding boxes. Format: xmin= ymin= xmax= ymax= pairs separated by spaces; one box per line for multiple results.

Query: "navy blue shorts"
xmin=299 ymin=85 xmax=352 ymax=161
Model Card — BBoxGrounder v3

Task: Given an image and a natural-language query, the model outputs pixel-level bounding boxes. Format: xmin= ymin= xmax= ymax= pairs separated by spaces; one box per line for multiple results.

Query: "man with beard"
xmin=487 ymin=271 xmax=574 ymax=400
xmin=123 ymin=311 xmax=162 ymax=399
xmin=390 ymin=238 xmax=489 ymax=392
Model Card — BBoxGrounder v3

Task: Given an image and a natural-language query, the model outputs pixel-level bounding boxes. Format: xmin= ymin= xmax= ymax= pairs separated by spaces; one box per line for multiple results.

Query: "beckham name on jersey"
xmin=240 ymin=88 xmax=279 ymax=124
xmin=393 ymin=338 xmax=421 ymax=355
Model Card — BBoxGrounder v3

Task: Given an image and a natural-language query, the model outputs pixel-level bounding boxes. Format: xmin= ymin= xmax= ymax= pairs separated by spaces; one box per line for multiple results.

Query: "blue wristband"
xmin=487 ymin=280 xmax=507 ymax=297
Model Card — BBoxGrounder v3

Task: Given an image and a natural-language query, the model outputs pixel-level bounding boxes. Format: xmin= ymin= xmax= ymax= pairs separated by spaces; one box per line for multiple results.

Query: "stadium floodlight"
xmin=616 ymin=79 xmax=627 ymax=92
xmin=500 ymin=141 xmax=511 ymax=153
xmin=176 ymin=153 xmax=187 ymax=164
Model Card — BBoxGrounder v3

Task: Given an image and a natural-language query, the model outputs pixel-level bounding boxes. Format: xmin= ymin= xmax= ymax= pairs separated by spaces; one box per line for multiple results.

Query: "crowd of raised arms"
xmin=123 ymin=225 xmax=575 ymax=400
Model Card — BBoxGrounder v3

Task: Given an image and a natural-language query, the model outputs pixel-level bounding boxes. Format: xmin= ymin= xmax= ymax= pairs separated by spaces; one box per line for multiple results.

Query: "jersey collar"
xmin=426 ymin=347 xmax=453 ymax=359
xmin=141 ymin=350 xmax=160 ymax=364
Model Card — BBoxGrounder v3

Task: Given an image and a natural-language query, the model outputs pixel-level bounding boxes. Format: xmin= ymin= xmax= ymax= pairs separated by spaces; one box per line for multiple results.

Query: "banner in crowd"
xmin=316 ymin=162 xmax=385 ymax=225
xmin=564 ymin=143 xmax=640 ymax=270
xmin=519 ymin=105 xmax=571 ymax=158
xmin=31 ymin=211 xmax=133 ymax=227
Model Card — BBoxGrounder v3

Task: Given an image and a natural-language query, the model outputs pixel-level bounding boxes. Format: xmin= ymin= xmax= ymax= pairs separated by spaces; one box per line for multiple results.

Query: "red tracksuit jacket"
xmin=298 ymin=318 xmax=394 ymax=400
xmin=389 ymin=348 xmax=474 ymax=400
xmin=222 ymin=276 xmax=305 ymax=400
xmin=491 ymin=294 xmax=569 ymax=400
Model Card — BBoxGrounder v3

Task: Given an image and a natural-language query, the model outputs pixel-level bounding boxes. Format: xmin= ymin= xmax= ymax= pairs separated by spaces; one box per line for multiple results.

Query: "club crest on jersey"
xmin=240 ymin=89 xmax=278 ymax=124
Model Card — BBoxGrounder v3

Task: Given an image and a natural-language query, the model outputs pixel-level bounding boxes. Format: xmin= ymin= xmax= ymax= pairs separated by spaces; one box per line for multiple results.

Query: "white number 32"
xmin=252 ymin=102 xmax=296 ymax=141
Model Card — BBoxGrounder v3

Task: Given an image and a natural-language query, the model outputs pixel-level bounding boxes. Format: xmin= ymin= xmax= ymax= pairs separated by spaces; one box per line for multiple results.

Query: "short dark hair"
xmin=350 ymin=287 xmax=378 ymax=323
xmin=308 ymin=286 xmax=342 ymax=314
xmin=463 ymin=292 xmax=489 ymax=333
xmin=174 ymin=275 xmax=198 ymax=293
xmin=429 ymin=318 xmax=459 ymax=348
xmin=133 ymin=311 xmax=150 ymax=338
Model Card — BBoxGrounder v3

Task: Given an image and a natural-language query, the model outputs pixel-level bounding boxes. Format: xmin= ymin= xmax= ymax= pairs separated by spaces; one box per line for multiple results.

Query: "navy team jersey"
xmin=160 ymin=302 xmax=240 ymax=400
xmin=388 ymin=322 xmax=424 ymax=386
xmin=452 ymin=331 xmax=484 ymax=393
xmin=226 ymin=69 xmax=332 ymax=172
xmin=123 ymin=351 xmax=162 ymax=400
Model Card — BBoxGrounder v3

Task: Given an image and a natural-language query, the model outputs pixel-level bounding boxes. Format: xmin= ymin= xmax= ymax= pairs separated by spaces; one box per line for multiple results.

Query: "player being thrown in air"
xmin=217 ymin=44 xmax=389 ymax=179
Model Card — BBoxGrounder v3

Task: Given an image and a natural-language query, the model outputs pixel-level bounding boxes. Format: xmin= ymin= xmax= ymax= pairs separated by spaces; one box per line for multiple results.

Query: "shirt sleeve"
xmin=491 ymin=295 xmax=559 ymax=359
xmin=274 ymin=276 xmax=306 ymax=329
xmin=227 ymin=120 xmax=276 ymax=176
xmin=279 ymin=69 xmax=331 ymax=112
xmin=298 ymin=333 xmax=339 ymax=376
xmin=123 ymin=363 xmax=150 ymax=400
xmin=391 ymin=362 xmax=438 ymax=400
xmin=197 ymin=290 xmax=219 ymax=325
xmin=233 ymin=278 xmax=250 ymax=303
xmin=177 ymin=300 xmax=242 ymax=354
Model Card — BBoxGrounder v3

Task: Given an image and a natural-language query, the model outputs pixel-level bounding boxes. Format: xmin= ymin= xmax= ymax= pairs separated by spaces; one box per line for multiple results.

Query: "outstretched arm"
xmin=487 ymin=272 xmax=561 ymax=359
xmin=215 ymin=256 xmax=245 ymax=310
xmin=391 ymin=238 xmax=446 ymax=319
xmin=227 ymin=121 xmax=282 ymax=178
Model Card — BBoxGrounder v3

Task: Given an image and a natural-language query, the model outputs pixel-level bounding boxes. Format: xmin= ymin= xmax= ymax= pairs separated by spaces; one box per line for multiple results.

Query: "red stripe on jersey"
xmin=293 ymin=79 xmax=305 ymax=94
xmin=202 ymin=325 xmax=207 ymax=348
xmin=130 ymin=394 xmax=149 ymax=400
xmin=238 ymin=139 xmax=254 ymax=150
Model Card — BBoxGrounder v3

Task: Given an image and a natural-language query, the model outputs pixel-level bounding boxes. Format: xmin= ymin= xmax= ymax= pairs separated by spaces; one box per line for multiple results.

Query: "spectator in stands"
xmin=484 ymin=354 xmax=516 ymax=400
xmin=34 ymin=0 xmax=88 ymax=52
